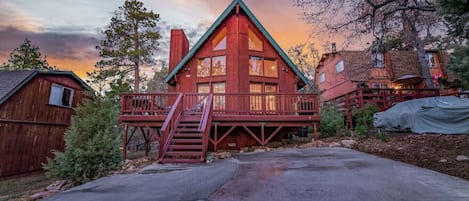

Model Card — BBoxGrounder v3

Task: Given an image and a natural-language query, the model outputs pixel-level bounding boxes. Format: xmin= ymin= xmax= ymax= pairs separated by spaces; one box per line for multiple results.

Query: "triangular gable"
xmin=165 ymin=0 xmax=308 ymax=84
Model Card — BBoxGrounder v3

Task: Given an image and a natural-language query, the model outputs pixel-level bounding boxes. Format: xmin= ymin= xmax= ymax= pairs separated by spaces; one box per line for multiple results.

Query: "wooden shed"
xmin=0 ymin=70 xmax=91 ymax=177
xmin=120 ymin=0 xmax=320 ymax=163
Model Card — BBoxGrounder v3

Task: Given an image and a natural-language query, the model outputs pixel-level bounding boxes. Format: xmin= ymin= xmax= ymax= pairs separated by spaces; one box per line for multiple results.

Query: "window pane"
xmin=319 ymin=73 xmax=325 ymax=83
xmin=264 ymin=58 xmax=278 ymax=77
xmin=335 ymin=60 xmax=344 ymax=73
xmin=49 ymin=84 xmax=63 ymax=106
xmin=248 ymin=28 xmax=263 ymax=51
xmin=372 ymin=53 xmax=384 ymax=67
xmin=62 ymin=88 xmax=72 ymax=106
xmin=249 ymin=56 xmax=263 ymax=76
xmin=211 ymin=56 xmax=226 ymax=76
xmin=249 ymin=83 xmax=262 ymax=111
xmin=265 ymin=84 xmax=277 ymax=111
xmin=212 ymin=27 xmax=227 ymax=51
xmin=197 ymin=58 xmax=211 ymax=77
xmin=213 ymin=82 xmax=225 ymax=110
xmin=426 ymin=53 xmax=436 ymax=67
xmin=197 ymin=83 xmax=210 ymax=93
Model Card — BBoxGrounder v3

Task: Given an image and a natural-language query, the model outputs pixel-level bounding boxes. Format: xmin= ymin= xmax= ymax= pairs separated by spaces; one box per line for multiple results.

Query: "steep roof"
xmin=165 ymin=0 xmax=308 ymax=84
xmin=0 ymin=70 xmax=92 ymax=105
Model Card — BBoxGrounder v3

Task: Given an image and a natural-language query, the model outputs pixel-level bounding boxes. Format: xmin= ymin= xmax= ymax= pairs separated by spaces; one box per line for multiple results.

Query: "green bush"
xmin=43 ymin=98 xmax=122 ymax=185
xmin=352 ymin=103 xmax=380 ymax=138
xmin=319 ymin=105 xmax=344 ymax=138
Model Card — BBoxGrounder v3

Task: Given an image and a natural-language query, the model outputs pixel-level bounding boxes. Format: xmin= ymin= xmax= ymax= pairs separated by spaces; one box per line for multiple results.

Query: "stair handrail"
xmin=199 ymin=94 xmax=213 ymax=162
xmin=159 ymin=93 xmax=183 ymax=161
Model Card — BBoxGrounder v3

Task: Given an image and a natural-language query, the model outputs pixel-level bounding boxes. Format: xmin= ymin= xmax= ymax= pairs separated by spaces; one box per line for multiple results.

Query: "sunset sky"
xmin=0 ymin=0 xmax=368 ymax=79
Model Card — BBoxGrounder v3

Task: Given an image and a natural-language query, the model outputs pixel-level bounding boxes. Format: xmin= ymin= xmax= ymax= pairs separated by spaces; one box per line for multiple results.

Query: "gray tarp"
xmin=373 ymin=96 xmax=469 ymax=134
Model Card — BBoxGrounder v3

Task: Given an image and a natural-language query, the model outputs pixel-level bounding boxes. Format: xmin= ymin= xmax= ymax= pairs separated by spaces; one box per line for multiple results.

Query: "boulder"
xmin=340 ymin=140 xmax=356 ymax=148
xmin=328 ymin=142 xmax=342 ymax=147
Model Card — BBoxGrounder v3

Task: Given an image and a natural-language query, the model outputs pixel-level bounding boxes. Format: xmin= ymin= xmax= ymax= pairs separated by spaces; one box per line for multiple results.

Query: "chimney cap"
xmin=331 ymin=42 xmax=337 ymax=54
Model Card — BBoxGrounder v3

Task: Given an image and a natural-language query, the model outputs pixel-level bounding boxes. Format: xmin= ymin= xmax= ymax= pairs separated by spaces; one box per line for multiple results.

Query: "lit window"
xmin=211 ymin=56 xmax=226 ymax=76
xmin=213 ymin=82 xmax=225 ymax=110
xmin=212 ymin=27 xmax=227 ymax=51
xmin=372 ymin=52 xmax=384 ymax=67
xmin=248 ymin=28 xmax=263 ymax=51
xmin=319 ymin=73 xmax=325 ymax=83
xmin=426 ymin=53 xmax=436 ymax=68
xmin=49 ymin=83 xmax=74 ymax=107
xmin=335 ymin=60 xmax=344 ymax=73
xmin=265 ymin=84 xmax=277 ymax=111
xmin=197 ymin=58 xmax=211 ymax=77
xmin=371 ymin=83 xmax=387 ymax=89
xmin=264 ymin=58 xmax=278 ymax=77
xmin=249 ymin=56 xmax=263 ymax=76
xmin=249 ymin=83 xmax=277 ymax=112
xmin=197 ymin=83 xmax=210 ymax=93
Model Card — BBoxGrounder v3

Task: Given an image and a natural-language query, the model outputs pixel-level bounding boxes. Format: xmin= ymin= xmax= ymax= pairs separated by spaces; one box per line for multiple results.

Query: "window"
xmin=248 ymin=28 xmax=263 ymax=51
xmin=197 ymin=58 xmax=211 ymax=77
xmin=49 ymin=84 xmax=74 ymax=107
xmin=211 ymin=56 xmax=226 ymax=76
xmin=335 ymin=60 xmax=344 ymax=73
xmin=197 ymin=82 xmax=226 ymax=110
xmin=197 ymin=56 xmax=226 ymax=77
xmin=249 ymin=56 xmax=278 ymax=78
xmin=371 ymin=83 xmax=387 ymax=89
xmin=426 ymin=53 xmax=436 ymax=68
xmin=249 ymin=83 xmax=277 ymax=112
xmin=372 ymin=52 xmax=384 ymax=67
xmin=319 ymin=73 xmax=325 ymax=83
xmin=212 ymin=27 xmax=227 ymax=51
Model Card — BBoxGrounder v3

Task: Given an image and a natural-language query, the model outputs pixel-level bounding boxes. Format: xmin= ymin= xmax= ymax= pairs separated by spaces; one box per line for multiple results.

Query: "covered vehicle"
xmin=373 ymin=96 xmax=469 ymax=134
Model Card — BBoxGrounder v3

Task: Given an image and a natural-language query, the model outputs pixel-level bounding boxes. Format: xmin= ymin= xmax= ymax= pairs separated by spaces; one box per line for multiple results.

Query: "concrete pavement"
xmin=44 ymin=148 xmax=469 ymax=201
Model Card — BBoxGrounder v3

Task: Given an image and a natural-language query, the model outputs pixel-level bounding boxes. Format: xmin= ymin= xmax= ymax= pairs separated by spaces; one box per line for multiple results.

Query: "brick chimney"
xmin=169 ymin=29 xmax=190 ymax=73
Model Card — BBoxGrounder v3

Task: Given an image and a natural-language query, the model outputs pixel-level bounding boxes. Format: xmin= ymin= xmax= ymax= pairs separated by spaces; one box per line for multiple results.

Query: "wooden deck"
xmin=327 ymin=88 xmax=469 ymax=129
xmin=120 ymin=93 xmax=320 ymax=163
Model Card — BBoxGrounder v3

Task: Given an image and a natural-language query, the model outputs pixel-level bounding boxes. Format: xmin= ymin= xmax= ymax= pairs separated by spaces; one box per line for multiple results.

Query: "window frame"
xmin=426 ymin=52 xmax=437 ymax=68
xmin=248 ymin=56 xmax=278 ymax=78
xmin=248 ymin=28 xmax=263 ymax=51
xmin=196 ymin=56 xmax=227 ymax=77
xmin=372 ymin=52 xmax=384 ymax=68
xmin=48 ymin=83 xmax=74 ymax=108
xmin=335 ymin=60 xmax=344 ymax=73
xmin=212 ymin=27 xmax=227 ymax=51
xmin=319 ymin=72 xmax=325 ymax=83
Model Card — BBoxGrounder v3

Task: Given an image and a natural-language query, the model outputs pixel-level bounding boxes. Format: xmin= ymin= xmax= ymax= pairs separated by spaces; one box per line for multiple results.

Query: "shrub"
xmin=319 ymin=105 xmax=344 ymax=138
xmin=43 ymin=98 xmax=122 ymax=185
xmin=352 ymin=103 xmax=380 ymax=138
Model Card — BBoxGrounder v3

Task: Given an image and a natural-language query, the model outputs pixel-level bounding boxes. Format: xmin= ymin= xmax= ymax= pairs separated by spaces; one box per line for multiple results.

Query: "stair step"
xmin=180 ymin=116 xmax=202 ymax=122
xmin=177 ymin=123 xmax=199 ymax=127
xmin=161 ymin=158 xmax=203 ymax=163
xmin=171 ymin=139 xmax=202 ymax=143
xmin=173 ymin=133 xmax=202 ymax=138
xmin=176 ymin=128 xmax=200 ymax=133
xmin=165 ymin=151 xmax=202 ymax=157
xmin=169 ymin=144 xmax=203 ymax=150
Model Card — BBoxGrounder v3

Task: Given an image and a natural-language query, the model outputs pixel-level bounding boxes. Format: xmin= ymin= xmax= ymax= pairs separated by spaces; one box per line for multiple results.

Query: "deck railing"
xmin=120 ymin=93 xmax=319 ymax=117
xmin=121 ymin=93 xmax=180 ymax=116
xmin=159 ymin=94 xmax=183 ymax=159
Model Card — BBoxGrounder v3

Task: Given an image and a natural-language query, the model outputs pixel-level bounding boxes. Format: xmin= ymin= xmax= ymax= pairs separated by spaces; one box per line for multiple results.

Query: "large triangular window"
xmin=248 ymin=28 xmax=263 ymax=51
xmin=212 ymin=27 xmax=227 ymax=51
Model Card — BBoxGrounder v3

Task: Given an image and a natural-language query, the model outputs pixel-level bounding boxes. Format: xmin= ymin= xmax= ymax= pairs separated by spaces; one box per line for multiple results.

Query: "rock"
xmin=438 ymin=159 xmax=448 ymax=163
xmin=397 ymin=147 xmax=404 ymax=150
xmin=46 ymin=180 xmax=68 ymax=192
xmin=212 ymin=152 xmax=232 ymax=159
xmin=340 ymin=140 xmax=356 ymax=148
xmin=456 ymin=155 xmax=469 ymax=161
xmin=328 ymin=142 xmax=342 ymax=147
xmin=254 ymin=148 xmax=266 ymax=152
xmin=30 ymin=191 xmax=55 ymax=200
xmin=126 ymin=165 xmax=138 ymax=172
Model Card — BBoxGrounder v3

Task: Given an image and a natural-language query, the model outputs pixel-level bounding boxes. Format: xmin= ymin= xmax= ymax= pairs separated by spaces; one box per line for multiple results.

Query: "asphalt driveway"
xmin=45 ymin=148 xmax=469 ymax=201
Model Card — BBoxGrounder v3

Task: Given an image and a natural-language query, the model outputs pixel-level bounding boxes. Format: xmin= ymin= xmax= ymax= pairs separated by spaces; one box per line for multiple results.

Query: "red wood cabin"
xmin=0 ymin=70 xmax=91 ymax=177
xmin=120 ymin=0 xmax=320 ymax=163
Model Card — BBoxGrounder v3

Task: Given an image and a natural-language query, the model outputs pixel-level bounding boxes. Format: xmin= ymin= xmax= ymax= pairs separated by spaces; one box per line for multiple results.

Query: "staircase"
xmin=159 ymin=94 xmax=213 ymax=163
xmin=160 ymin=115 xmax=205 ymax=163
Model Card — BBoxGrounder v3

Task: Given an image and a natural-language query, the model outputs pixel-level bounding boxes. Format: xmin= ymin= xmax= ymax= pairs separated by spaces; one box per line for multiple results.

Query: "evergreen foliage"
xmin=352 ymin=103 xmax=379 ymax=138
xmin=1 ymin=38 xmax=56 ymax=70
xmin=43 ymin=98 xmax=122 ymax=185
xmin=319 ymin=105 xmax=344 ymax=138
xmin=447 ymin=44 xmax=469 ymax=89
xmin=94 ymin=0 xmax=161 ymax=92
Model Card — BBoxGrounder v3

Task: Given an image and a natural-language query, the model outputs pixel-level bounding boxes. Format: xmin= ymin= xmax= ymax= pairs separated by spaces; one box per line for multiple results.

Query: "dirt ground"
xmin=352 ymin=133 xmax=469 ymax=181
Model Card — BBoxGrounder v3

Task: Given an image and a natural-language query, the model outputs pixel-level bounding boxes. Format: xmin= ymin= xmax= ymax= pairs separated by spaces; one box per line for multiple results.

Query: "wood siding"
xmin=0 ymin=75 xmax=86 ymax=177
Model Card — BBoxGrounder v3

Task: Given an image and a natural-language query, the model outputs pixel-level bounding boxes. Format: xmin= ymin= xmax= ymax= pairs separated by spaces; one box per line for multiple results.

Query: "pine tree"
xmin=1 ymin=38 xmax=56 ymax=70
xmin=43 ymin=97 xmax=122 ymax=185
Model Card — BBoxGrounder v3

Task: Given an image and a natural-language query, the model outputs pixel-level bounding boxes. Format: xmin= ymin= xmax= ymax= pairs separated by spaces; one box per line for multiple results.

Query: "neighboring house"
xmin=120 ymin=0 xmax=320 ymax=163
xmin=315 ymin=49 xmax=452 ymax=101
xmin=0 ymin=70 xmax=91 ymax=177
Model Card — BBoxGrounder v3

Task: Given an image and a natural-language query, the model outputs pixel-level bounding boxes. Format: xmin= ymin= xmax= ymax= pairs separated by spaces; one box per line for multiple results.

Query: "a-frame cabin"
xmin=120 ymin=0 xmax=320 ymax=163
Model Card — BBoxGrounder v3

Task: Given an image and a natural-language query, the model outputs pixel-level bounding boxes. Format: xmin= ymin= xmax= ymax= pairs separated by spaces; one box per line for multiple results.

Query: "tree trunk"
xmin=414 ymin=32 xmax=434 ymax=89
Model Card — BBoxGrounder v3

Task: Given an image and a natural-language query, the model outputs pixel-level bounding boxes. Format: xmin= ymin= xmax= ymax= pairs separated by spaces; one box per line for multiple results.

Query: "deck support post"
xmin=123 ymin=124 xmax=128 ymax=160
xmin=313 ymin=123 xmax=318 ymax=141
xmin=260 ymin=123 xmax=265 ymax=146
xmin=214 ymin=123 xmax=218 ymax=151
